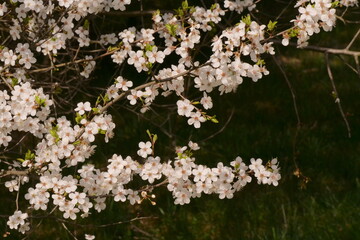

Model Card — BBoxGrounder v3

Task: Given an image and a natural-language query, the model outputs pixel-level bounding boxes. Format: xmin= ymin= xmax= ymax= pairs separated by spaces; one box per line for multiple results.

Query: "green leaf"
xmin=241 ymin=15 xmax=251 ymax=26
xmin=184 ymin=150 xmax=193 ymax=158
xmin=175 ymin=8 xmax=184 ymax=17
xmin=107 ymin=46 xmax=117 ymax=52
xmin=146 ymin=62 xmax=153 ymax=71
xmin=23 ymin=17 xmax=31 ymax=25
xmin=83 ymin=19 xmax=90 ymax=30
xmin=165 ymin=24 xmax=177 ymax=37
xmin=256 ymin=59 xmax=265 ymax=66
xmin=210 ymin=3 xmax=218 ymax=10
xmin=267 ymin=20 xmax=277 ymax=31
xmin=92 ymin=108 xmax=99 ymax=114
xmin=146 ymin=129 xmax=152 ymax=139
xmin=25 ymin=150 xmax=35 ymax=160
xmin=103 ymin=94 xmax=110 ymax=104
xmin=331 ymin=1 xmax=340 ymax=7
xmin=50 ymin=126 xmax=60 ymax=142
xmin=210 ymin=116 xmax=219 ymax=123
xmin=11 ymin=78 xmax=18 ymax=87
xmin=35 ymin=95 xmax=46 ymax=107
xmin=145 ymin=44 xmax=154 ymax=52
xmin=288 ymin=28 xmax=299 ymax=38
xmin=182 ymin=0 xmax=188 ymax=10
xmin=96 ymin=96 xmax=102 ymax=105
xmin=10 ymin=0 xmax=18 ymax=6
xmin=75 ymin=113 xmax=84 ymax=124
xmin=153 ymin=10 xmax=160 ymax=17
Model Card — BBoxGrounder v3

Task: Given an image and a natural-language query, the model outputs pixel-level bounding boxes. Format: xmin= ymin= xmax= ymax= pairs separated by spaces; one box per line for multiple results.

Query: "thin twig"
xmin=199 ymin=108 xmax=235 ymax=143
xmin=272 ymin=40 xmax=360 ymax=57
xmin=272 ymin=55 xmax=301 ymax=126
xmin=121 ymin=105 xmax=174 ymax=138
xmin=275 ymin=0 xmax=295 ymax=21
xmin=55 ymin=216 xmax=155 ymax=228
xmin=325 ymin=53 xmax=351 ymax=138
xmin=0 ymin=132 xmax=29 ymax=154
xmin=1 ymin=75 xmax=14 ymax=91
xmin=61 ymin=222 xmax=79 ymax=240
xmin=15 ymin=178 xmax=21 ymax=211
xmin=345 ymin=27 xmax=360 ymax=50
xmin=272 ymin=54 xmax=301 ymax=168
xmin=335 ymin=55 xmax=359 ymax=75
xmin=354 ymin=55 xmax=360 ymax=79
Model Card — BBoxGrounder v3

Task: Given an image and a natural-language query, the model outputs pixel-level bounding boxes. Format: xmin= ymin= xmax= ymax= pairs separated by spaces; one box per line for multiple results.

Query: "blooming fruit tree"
xmin=0 ymin=0 xmax=359 ymax=238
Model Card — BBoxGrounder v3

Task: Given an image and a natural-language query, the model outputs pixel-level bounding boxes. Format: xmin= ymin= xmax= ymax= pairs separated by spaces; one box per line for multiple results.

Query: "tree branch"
xmin=325 ymin=53 xmax=351 ymax=138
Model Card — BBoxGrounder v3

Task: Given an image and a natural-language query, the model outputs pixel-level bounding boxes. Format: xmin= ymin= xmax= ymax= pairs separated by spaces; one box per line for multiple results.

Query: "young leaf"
xmin=182 ymin=0 xmax=188 ymax=10
xmin=165 ymin=24 xmax=177 ymax=37
xmin=267 ymin=20 xmax=277 ymax=31
xmin=241 ymin=15 xmax=251 ymax=26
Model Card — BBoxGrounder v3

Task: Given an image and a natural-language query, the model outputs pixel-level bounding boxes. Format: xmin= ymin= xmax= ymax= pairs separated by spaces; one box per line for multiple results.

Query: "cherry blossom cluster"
xmin=0 ymin=44 xmax=36 ymax=69
xmin=80 ymin=56 xmax=96 ymax=78
xmin=109 ymin=3 xmax=227 ymax=74
xmin=103 ymin=7 xmax=274 ymax=127
xmin=163 ymin=148 xmax=281 ymax=205
xmin=224 ymin=0 xmax=256 ymax=13
xmin=283 ymin=0 xmax=359 ymax=47
xmin=0 ymin=82 xmax=53 ymax=147
xmin=8 ymin=140 xmax=280 ymax=230
xmin=340 ymin=0 xmax=359 ymax=6
xmin=6 ymin=210 xmax=29 ymax=234
xmin=2 ymin=0 xmax=132 ymax=60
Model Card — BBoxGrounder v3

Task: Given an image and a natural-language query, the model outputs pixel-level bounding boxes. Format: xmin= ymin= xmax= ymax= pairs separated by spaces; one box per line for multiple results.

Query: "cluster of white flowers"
xmin=80 ymin=56 xmax=96 ymax=78
xmin=7 ymin=211 xmax=29 ymax=233
xmin=100 ymin=33 xmax=118 ymax=46
xmin=340 ymin=0 xmax=359 ymax=6
xmin=0 ymin=44 xmax=36 ymax=69
xmin=284 ymin=0 xmax=359 ymax=47
xmin=1 ymin=0 xmax=132 ymax=59
xmin=16 ymin=140 xmax=280 ymax=224
xmin=177 ymin=99 xmax=206 ymax=128
xmin=224 ymin=0 xmax=256 ymax=13
xmin=17 ymin=43 xmax=37 ymax=69
xmin=163 ymin=153 xmax=280 ymax=205
xmin=76 ymin=27 xmax=91 ymax=47
xmin=0 ymin=82 xmax=53 ymax=147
